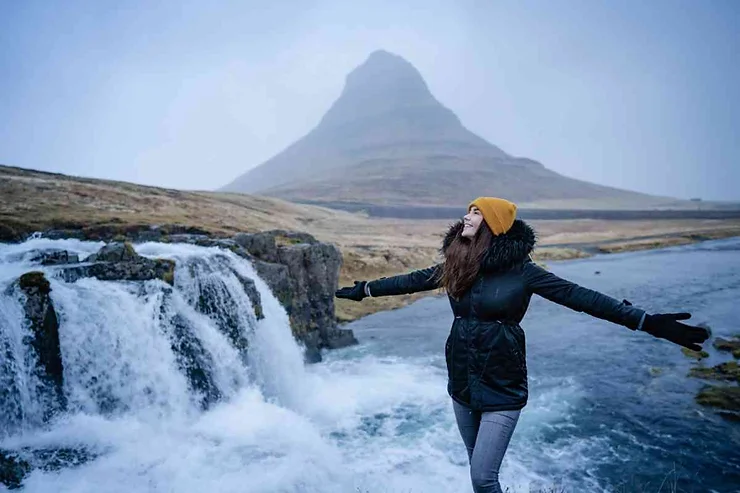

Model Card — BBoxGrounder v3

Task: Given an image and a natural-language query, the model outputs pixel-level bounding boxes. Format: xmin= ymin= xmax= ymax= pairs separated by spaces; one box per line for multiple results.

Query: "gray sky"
xmin=1 ymin=0 xmax=739 ymax=200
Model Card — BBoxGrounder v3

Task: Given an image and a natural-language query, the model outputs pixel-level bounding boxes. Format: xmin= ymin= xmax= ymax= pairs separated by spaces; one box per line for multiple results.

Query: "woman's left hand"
xmin=641 ymin=313 xmax=711 ymax=351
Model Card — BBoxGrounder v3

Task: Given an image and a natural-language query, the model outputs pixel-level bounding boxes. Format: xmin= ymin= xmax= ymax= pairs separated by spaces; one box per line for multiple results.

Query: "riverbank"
xmin=3 ymin=165 xmax=740 ymax=324
xmin=334 ymin=226 xmax=740 ymax=323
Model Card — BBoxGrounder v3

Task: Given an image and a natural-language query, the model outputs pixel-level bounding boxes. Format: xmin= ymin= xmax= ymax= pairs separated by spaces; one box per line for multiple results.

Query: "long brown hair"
xmin=439 ymin=221 xmax=494 ymax=299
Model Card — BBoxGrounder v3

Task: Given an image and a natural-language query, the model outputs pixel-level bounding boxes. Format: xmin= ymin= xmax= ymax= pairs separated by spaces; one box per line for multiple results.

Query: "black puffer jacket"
xmin=366 ymin=219 xmax=645 ymax=412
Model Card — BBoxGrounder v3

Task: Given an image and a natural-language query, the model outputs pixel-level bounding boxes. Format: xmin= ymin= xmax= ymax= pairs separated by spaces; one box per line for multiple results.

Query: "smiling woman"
xmin=336 ymin=196 xmax=711 ymax=493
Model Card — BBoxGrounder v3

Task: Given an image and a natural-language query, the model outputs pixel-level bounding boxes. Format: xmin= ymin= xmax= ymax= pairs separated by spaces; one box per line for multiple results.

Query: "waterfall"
xmin=0 ymin=239 xmax=309 ymax=436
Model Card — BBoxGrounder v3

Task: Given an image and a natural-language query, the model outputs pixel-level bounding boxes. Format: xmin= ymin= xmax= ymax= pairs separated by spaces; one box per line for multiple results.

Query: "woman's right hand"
xmin=335 ymin=281 xmax=367 ymax=301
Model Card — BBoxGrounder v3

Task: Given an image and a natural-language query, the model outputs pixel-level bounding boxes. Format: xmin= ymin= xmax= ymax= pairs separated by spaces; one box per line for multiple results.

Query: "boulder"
xmin=59 ymin=259 xmax=175 ymax=285
xmin=713 ymin=337 xmax=740 ymax=359
xmin=689 ymin=361 xmax=740 ymax=382
xmin=167 ymin=311 xmax=222 ymax=409
xmin=235 ymin=273 xmax=263 ymax=321
xmin=17 ymin=272 xmax=66 ymax=418
xmin=235 ymin=232 xmax=358 ymax=359
xmin=0 ymin=449 xmax=30 ymax=490
xmin=30 ymin=249 xmax=79 ymax=265
xmin=0 ymin=446 xmax=96 ymax=490
xmin=681 ymin=347 xmax=709 ymax=360
xmin=84 ymin=242 xmax=138 ymax=262
xmin=695 ymin=385 xmax=740 ymax=414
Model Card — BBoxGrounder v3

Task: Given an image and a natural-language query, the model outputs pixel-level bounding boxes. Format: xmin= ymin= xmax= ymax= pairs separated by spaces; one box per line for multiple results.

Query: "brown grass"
xmin=3 ymin=165 xmax=740 ymax=323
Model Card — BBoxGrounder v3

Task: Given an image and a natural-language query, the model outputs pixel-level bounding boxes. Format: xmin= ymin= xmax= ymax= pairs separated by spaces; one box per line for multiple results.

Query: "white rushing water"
xmin=0 ymin=238 xmax=586 ymax=493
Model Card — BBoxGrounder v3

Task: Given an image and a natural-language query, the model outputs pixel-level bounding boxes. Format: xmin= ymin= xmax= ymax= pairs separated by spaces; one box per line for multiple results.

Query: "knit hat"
xmin=468 ymin=197 xmax=517 ymax=235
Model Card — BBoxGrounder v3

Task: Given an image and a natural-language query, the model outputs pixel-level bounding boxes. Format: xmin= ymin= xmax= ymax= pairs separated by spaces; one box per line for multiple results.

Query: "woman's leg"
xmin=452 ymin=400 xmax=481 ymax=463
xmin=469 ymin=410 xmax=520 ymax=493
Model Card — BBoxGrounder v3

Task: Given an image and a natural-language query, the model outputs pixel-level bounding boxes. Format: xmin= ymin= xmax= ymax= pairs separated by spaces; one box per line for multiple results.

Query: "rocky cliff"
xmin=11 ymin=232 xmax=354 ymax=365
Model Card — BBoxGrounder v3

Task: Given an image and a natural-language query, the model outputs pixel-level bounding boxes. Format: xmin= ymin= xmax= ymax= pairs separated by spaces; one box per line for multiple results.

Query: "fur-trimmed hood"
xmin=441 ymin=219 xmax=537 ymax=272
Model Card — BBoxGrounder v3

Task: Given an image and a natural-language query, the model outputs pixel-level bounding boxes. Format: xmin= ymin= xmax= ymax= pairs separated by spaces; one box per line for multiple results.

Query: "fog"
xmin=1 ymin=0 xmax=738 ymax=200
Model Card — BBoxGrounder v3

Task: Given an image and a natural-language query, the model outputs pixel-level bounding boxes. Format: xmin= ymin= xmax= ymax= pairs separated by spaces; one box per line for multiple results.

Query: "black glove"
xmin=335 ymin=281 xmax=367 ymax=301
xmin=642 ymin=313 xmax=711 ymax=351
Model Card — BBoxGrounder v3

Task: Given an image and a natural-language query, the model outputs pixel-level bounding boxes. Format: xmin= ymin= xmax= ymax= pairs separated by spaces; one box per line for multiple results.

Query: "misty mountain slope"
xmin=221 ymin=50 xmax=673 ymax=209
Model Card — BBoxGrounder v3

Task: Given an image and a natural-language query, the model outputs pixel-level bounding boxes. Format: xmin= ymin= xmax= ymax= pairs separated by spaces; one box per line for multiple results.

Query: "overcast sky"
xmin=1 ymin=0 xmax=739 ymax=200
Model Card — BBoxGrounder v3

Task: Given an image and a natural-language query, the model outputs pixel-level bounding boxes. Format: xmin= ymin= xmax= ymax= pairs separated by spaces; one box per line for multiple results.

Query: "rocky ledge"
xmin=17 ymin=230 xmax=356 ymax=362
xmin=685 ymin=331 xmax=740 ymax=422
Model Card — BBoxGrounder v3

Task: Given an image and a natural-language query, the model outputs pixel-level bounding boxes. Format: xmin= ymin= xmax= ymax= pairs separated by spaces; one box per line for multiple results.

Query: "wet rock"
xmin=42 ymin=224 xmax=213 ymax=243
xmin=59 ymin=257 xmax=175 ymax=285
xmin=0 ymin=449 xmax=31 ymax=490
xmin=30 ymin=249 xmax=79 ymax=265
xmin=160 ymin=292 xmax=222 ymax=409
xmin=277 ymin=241 xmax=356 ymax=349
xmin=234 ymin=230 xmax=317 ymax=264
xmin=695 ymin=385 xmax=740 ymax=413
xmin=689 ymin=361 xmax=740 ymax=382
xmin=0 ymin=446 xmax=96 ymax=490
xmin=718 ymin=411 xmax=740 ymax=422
xmin=713 ymin=337 xmax=740 ymax=359
xmin=25 ymin=228 xmax=355 ymax=361
xmin=681 ymin=347 xmax=709 ymax=360
xmin=234 ymin=233 xmax=358 ymax=362
xmin=84 ymin=241 xmax=138 ymax=262
xmin=27 ymin=446 xmax=96 ymax=471
xmin=232 ymin=270 xmax=263 ymax=321
xmin=648 ymin=367 xmax=664 ymax=377
xmin=189 ymin=270 xmax=252 ymax=355
xmin=301 ymin=331 xmax=322 ymax=364
xmin=17 ymin=271 xmax=66 ymax=417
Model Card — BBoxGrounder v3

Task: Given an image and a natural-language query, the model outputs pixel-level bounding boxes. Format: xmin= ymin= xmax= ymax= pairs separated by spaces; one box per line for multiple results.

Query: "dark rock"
xmin=681 ymin=347 xmax=709 ymax=360
xmin=251 ymin=259 xmax=292 ymax=309
xmin=301 ymin=331 xmax=322 ymax=364
xmin=277 ymin=242 xmax=358 ymax=351
xmin=17 ymin=271 xmax=66 ymax=418
xmin=42 ymin=224 xmax=214 ymax=244
xmin=186 ymin=259 xmax=252 ymax=356
xmin=718 ymin=411 xmax=740 ymax=422
xmin=689 ymin=361 xmax=740 ymax=382
xmin=0 ymin=220 xmax=32 ymax=243
xmin=696 ymin=385 xmax=740 ymax=412
xmin=28 ymin=447 xmax=96 ymax=471
xmin=323 ymin=328 xmax=358 ymax=349
xmin=85 ymin=242 xmax=139 ymax=262
xmin=234 ymin=232 xmax=280 ymax=263
xmin=234 ymin=230 xmax=317 ymax=263
xmin=59 ymin=258 xmax=175 ymax=285
xmin=20 ymin=228 xmax=355 ymax=362
xmin=0 ymin=449 xmax=31 ymax=490
xmin=1 ymin=339 xmax=23 ymax=432
xmin=160 ymin=293 xmax=221 ymax=409
xmin=30 ymin=249 xmax=79 ymax=265
xmin=234 ymin=231 xmax=358 ymax=359
xmin=713 ymin=337 xmax=740 ymax=358
xmin=0 ymin=446 xmax=97 ymax=490
xmin=233 ymin=271 xmax=263 ymax=321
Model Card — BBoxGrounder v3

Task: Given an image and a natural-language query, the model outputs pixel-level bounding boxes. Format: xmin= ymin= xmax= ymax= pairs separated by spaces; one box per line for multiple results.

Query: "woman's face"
xmin=462 ymin=206 xmax=484 ymax=238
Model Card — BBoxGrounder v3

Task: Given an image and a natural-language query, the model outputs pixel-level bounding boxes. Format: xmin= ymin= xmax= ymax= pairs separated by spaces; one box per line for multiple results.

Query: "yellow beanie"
xmin=468 ymin=197 xmax=517 ymax=235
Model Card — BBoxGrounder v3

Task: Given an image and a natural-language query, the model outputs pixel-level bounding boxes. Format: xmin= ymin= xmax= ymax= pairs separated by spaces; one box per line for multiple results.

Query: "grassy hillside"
xmin=3 ymin=164 xmax=740 ymax=322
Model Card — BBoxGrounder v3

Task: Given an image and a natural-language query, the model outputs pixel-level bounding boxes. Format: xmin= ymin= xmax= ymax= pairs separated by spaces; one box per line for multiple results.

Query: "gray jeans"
xmin=453 ymin=400 xmax=521 ymax=493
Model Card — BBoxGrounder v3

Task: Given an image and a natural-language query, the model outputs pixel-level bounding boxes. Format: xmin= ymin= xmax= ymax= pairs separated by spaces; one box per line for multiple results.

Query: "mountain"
xmin=221 ymin=50 xmax=675 ymax=210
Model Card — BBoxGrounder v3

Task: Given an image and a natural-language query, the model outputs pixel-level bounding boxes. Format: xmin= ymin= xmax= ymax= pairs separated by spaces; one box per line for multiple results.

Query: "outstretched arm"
xmin=336 ymin=264 xmax=442 ymax=301
xmin=523 ymin=260 xmax=645 ymax=328
xmin=522 ymin=260 xmax=710 ymax=350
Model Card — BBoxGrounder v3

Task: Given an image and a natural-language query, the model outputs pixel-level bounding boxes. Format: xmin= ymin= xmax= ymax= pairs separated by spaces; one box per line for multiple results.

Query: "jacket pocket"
xmin=479 ymin=324 xmax=525 ymax=386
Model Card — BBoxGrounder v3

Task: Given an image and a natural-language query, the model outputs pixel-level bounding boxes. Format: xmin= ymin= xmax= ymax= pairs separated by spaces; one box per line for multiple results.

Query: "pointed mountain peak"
xmin=318 ymin=50 xmax=440 ymax=129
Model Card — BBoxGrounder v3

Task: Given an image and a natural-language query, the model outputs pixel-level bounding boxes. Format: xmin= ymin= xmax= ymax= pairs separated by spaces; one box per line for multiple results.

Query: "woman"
xmin=335 ymin=197 xmax=710 ymax=493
